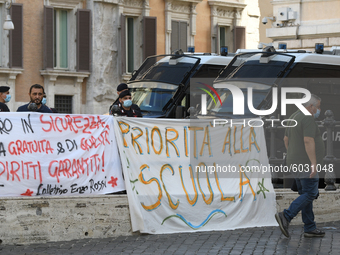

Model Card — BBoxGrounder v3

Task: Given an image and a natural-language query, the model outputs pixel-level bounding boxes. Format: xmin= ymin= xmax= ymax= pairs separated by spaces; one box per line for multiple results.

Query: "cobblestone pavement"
xmin=1 ymin=221 xmax=340 ymax=255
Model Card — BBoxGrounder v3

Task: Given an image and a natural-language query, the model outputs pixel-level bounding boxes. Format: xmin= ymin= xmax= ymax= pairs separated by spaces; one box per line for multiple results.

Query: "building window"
xmin=171 ymin=20 xmax=187 ymax=53
xmin=44 ymin=6 xmax=91 ymax=71
xmin=220 ymin=27 xmax=226 ymax=49
xmin=55 ymin=95 xmax=72 ymax=113
xmin=7 ymin=3 xmax=23 ymax=68
xmin=218 ymin=26 xmax=233 ymax=52
xmin=126 ymin=17 xmax=134 ymax=73
xmin=54 ymin=9 xmax=68 ymax=69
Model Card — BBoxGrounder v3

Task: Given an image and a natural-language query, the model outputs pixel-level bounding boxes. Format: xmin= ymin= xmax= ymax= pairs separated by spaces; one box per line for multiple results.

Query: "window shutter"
xmin=220 ymin=27 xmax=226 ymax=48
xmin=179 ymin=21 xmax=187 ymax=52
xmin=143 ymin=17 xmax=157 ymax=60
xmin=9 ymin=4 xmax=23 ymax=68
xmin=171 ymin=20 xmax=179 ymax=52
xmin=121 ymin=14 xmax=126 ymax=74
xmin=44 ymin=6 xmax=54 ymax=69
xmin=234 ymin=26 xmax=246 ymax=50
xmin=77 ymin=9 xmax=91 ymax=72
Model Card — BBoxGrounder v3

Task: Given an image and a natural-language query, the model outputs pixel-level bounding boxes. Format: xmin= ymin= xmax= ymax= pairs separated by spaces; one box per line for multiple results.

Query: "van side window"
xmin=286 ymin=63 xmax=340 ymax=120
xmin=287 ymin=63 xmax=340 ymax=78
xmin=193 ymin=64 xmax=225 ymax=78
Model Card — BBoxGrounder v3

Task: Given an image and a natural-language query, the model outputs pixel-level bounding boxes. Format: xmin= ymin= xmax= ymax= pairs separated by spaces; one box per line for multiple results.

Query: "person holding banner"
xmin=17 ymin=84 xmax=53 ymax=113
xmin=112 ymin=90 xmax=142 ymax=117
xmin=276 ymin=94 xmax=325 ymax=238
xmin=0 ymin=86 xmax=11 ymax=112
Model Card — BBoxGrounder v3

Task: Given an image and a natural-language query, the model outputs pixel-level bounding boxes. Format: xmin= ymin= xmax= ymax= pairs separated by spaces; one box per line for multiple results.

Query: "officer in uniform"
xmin=0 ymin=86 xmax=11 ymax=112
xmin=109 ymin=83 xmax=129 ymax=113
xmin=112 ymin=90 xmax=142 ymax=117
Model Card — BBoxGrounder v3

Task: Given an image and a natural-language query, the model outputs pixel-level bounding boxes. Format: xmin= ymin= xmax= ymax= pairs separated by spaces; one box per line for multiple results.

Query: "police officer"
xmin=0 ymin=86 xmax=11 ymax=112
xmin=112 ymin=90 xmax=142 ymax=117
xmin=109 ymin=83 xmax=129 ymax=113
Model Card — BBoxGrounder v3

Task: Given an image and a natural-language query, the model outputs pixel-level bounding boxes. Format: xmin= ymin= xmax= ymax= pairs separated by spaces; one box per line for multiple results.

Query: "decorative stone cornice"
xmin=166 ymin=0 xmax=203 ymax=4
xmin=93 ymin=0 xmax=119 ymax=3
xmin=45 ymin=0 xmax=83 ymax=9
xmin=165 ymin=0 xmax=201 ymax=13
xmin=173 ymin=4 xmax=190 ymax=13
xmin=216 ymin=8 xmax=234 ymax=18
xmin=0 ymin=68 xmax=23 ymax=80
xmin=119 ymin=0 xmax=144 ymax=7
xmin=165 ymin=0 xmax=202 ymax=11
xmin=208 ymin=0 xmax=246 ymax=9
xmin=40 ymin=70 xmax=90 ymax=83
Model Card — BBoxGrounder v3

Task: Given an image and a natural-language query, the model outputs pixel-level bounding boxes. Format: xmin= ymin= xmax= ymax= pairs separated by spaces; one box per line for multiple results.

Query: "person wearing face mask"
xmin=109 ymin=83 xmax=129 ymax=114
xmin=276 ymin=94 xmax=325 ymax=239
xmin=0 ymin=86 xmax=11 ymax=112
xmin=17 ymin=84 xmax=53 ymax=113
xmin=42 ymin=95 xmax=47 ymax=105
xmin=112 ymin=90 xmax=142 ymax=117
xmin=42 ymin=94 xmax=58 ymax=113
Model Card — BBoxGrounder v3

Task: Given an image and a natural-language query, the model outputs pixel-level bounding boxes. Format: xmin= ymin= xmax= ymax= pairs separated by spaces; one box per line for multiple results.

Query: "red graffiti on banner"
xmin=108 ymin=176 xmax=118 ymax=187
xmin=80 ymin=129 xmax=110 ymax=151
xmin=21 ymin=189 xmax=34 ymax=196
xmin=48 ymin=153 xmax=105 ymax=183
xmin=0 ymin=160 xmax=42 ymax=182
xmin=40 ymin=115 xmax=108 ymax=134
xmin=8 ymin=140 xmax=54 ymax=155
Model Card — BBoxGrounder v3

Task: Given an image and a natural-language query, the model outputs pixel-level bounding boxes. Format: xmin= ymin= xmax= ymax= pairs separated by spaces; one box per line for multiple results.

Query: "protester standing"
xmin=17 ymin=84 xmax=53 ymax=113
xmin=42 ymin=94 xmax=58 ymax=113
xmin=276 ymin=94 xmax=325 ymax=238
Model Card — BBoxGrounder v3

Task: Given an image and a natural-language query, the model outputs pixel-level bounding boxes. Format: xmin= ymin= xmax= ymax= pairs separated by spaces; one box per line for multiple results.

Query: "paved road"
xmin=1 ymin=221 xmax=340 ymax=255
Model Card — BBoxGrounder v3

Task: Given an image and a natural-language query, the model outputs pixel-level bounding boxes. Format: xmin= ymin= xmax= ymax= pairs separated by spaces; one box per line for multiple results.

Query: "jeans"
xmin=283 ymin=177 xmax=319 ymax=232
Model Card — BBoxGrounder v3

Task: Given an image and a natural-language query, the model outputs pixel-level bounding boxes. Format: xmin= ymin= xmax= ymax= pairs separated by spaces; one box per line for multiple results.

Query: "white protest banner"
xmin=0 ymin=112 xmax=125 ymax=197
xmin=114 ymin=117 xmax=277 ymax=234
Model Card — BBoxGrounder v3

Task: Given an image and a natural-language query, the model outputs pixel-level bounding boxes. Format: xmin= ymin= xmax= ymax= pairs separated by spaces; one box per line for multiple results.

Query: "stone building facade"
xmin=261 ymin=0 xmax=340 ymax=51
xmin=1 ymin=0 xmax=260 ymax=114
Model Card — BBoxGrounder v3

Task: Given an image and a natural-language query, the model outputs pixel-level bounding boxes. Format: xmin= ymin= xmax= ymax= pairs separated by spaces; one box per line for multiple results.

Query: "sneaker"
xmin=304 ymin=228 xmax=325 ymax=237
xmin=275 ymin=212 xmax=290 ymax=237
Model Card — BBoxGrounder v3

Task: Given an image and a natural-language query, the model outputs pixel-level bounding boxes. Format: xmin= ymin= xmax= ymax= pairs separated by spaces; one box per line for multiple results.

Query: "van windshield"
xmin=131 ymin=55 xmax=199 ymax=85
xmin=216 ymin=53 xmax=295 ymax=85
xmin=130 ymin=83 xmax=178 ymax=114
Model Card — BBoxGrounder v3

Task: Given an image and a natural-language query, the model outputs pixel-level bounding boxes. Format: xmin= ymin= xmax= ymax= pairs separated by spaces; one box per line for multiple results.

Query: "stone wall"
xmin=243 ymin=0 xmax=260 ymax=50
xmin=85 ymin=1 xmax=120 ymax=115
xmin=1 ymin=189 xmax=338 ymax=245
xmin=265 ymin=0 xmax=340 ymax=50
xmin=0 ymin=195 xmax=132 ymax=245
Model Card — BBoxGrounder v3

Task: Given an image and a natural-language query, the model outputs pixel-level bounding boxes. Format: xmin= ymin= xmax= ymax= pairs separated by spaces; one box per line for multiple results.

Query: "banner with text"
xmin=114 ymin=117 xmax=277 ymax=234
xmin=0 ymin=112 xmax=125 ymax=197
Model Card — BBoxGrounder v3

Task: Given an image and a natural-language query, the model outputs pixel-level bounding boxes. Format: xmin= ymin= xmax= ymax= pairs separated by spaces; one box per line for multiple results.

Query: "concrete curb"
xmin=0 ymin=195 xmax=132 ymax=245
xmin=0 ymin=189 xmax=339 ymax=245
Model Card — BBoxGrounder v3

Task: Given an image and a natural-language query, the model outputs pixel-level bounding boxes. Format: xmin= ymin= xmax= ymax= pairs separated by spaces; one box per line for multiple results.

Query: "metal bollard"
xmin=323 ymin=110 xmax=337 ymax=191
